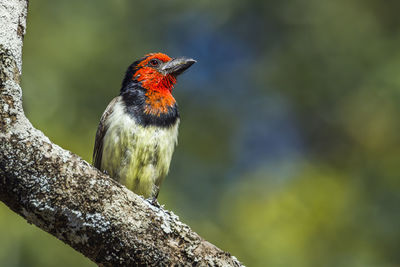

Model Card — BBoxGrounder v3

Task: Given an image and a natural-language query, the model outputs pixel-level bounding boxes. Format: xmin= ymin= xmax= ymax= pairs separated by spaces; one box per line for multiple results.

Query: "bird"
xmin=93 ymin=52 xmax=195 ymax=199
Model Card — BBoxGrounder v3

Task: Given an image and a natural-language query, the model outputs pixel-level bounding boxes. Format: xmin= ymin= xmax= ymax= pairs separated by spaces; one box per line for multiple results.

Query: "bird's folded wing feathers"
xmin=93 ymin=96 xmax=121 ymax=169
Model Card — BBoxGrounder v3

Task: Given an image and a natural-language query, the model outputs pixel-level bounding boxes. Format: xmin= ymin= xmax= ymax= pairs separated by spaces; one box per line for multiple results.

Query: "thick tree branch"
xmin=0 ymin=1 xmax=243 ymax=266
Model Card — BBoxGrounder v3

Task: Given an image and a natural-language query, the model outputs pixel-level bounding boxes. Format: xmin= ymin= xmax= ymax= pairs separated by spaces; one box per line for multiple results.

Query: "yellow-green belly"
xmin=101 ymin=103 xmax=179 ymax=198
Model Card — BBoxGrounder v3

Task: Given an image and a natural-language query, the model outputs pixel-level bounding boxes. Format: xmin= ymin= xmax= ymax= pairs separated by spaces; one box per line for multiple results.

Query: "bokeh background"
xmin=1 ymin=0 xmax=400 ymax=266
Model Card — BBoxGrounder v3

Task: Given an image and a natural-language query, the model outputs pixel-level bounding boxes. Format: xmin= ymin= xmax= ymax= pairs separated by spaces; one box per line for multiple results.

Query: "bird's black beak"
xmin=162 ymin=57 xmax=196 ymax=76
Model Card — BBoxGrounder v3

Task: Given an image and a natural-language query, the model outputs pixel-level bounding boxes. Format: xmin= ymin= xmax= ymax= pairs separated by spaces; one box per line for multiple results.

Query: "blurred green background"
xmin=1 ymin=0 xmax=400 ymax=266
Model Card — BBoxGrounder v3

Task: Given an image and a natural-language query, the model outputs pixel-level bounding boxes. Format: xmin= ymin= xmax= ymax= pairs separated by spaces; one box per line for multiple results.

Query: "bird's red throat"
xmin=134 ymin=67 xmax=177 ymax=116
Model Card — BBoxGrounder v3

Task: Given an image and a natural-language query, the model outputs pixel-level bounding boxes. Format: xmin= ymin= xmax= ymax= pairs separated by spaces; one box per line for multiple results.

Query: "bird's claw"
xmin=147 ymin=197 xmax=161 ymax=207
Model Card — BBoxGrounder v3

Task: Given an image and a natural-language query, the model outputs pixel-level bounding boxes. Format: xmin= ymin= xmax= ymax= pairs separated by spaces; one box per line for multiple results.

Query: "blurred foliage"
xmin=1 ymin=0 xmax=400 ymax=266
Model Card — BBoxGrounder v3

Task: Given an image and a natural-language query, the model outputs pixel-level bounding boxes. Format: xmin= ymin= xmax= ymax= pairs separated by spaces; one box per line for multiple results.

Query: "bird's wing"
xmin=93 ymin=96 xmax=120 ymax=169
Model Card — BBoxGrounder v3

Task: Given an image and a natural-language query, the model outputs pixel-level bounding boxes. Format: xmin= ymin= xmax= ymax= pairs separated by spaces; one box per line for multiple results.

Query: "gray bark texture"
xmin=0 ymin=1 xmax=243 ymax=266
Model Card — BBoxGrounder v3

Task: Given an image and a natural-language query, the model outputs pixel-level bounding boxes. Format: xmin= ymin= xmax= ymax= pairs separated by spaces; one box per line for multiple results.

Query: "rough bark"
xmin=0 ymin=1 xmax=243 ymax=266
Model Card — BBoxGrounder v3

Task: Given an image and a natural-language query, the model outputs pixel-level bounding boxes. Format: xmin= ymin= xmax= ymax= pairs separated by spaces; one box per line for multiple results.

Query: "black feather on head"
xmin=120 ymin=56 xmax=147 ymax=93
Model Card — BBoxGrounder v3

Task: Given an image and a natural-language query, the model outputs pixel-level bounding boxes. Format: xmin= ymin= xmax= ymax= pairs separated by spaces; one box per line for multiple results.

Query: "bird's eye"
xmin=149 ymin=59 xmax=160 ymax=67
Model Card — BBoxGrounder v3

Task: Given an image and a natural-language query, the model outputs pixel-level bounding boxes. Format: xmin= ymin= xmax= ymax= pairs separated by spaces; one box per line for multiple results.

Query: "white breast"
xmin=101 ymin=100 xmax=179 ymax=198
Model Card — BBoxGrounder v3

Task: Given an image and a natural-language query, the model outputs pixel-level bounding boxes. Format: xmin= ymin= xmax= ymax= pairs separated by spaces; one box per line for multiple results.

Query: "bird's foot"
xmin=147 ymin=197 xmax=161 ymax=208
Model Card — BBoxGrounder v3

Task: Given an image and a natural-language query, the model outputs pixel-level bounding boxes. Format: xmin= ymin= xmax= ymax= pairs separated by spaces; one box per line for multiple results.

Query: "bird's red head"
xmin=134 ymin=53 xmax=176 ymax=93
xmin=129 ymin=53 xmax=196 ymax=116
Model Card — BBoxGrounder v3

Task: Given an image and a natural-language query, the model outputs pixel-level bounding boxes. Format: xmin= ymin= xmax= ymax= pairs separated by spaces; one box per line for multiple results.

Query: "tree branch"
xmin=0 ymin=1 xmax=243 ymax=266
